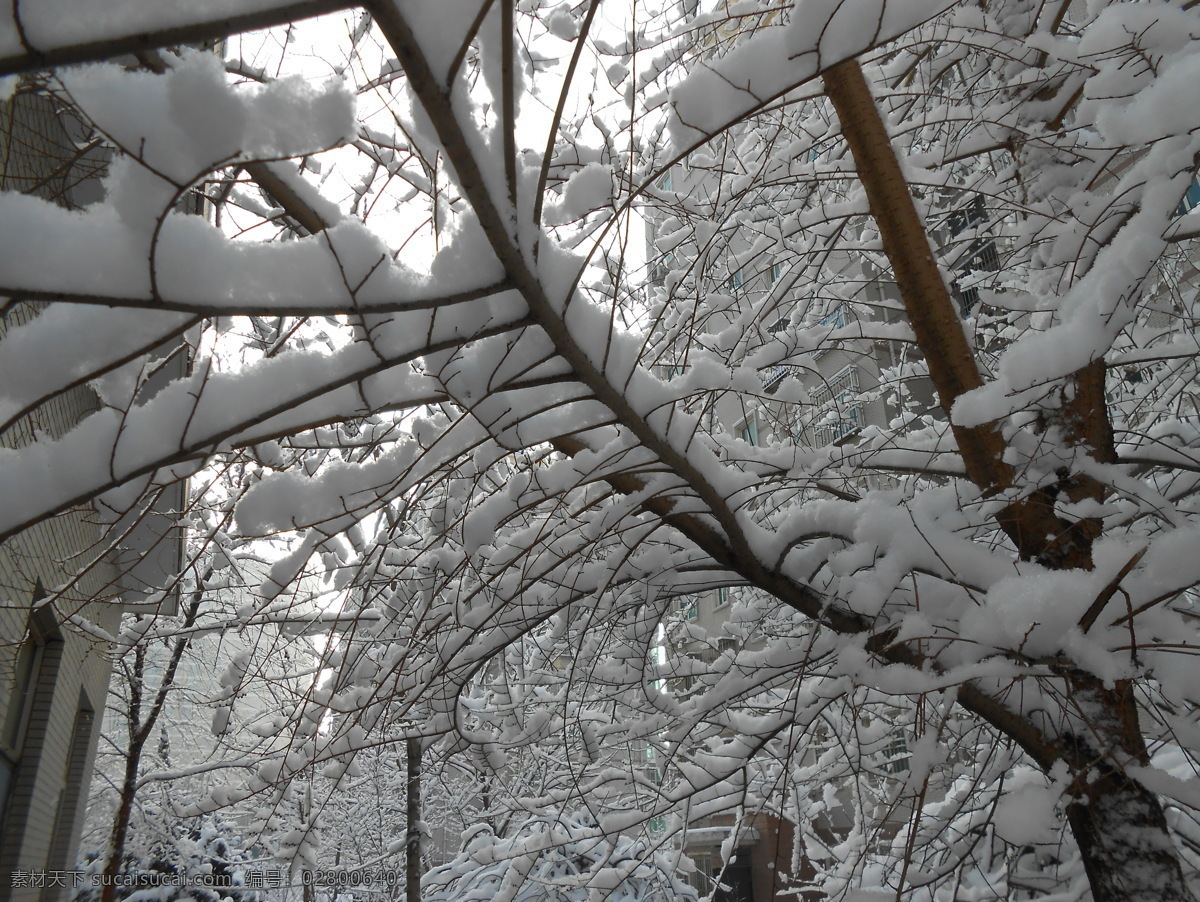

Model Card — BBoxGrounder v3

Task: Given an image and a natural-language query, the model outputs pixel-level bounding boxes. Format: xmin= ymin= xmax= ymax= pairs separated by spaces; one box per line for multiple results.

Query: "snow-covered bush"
xmin=74 ymin=816 xmax=265 ymax=902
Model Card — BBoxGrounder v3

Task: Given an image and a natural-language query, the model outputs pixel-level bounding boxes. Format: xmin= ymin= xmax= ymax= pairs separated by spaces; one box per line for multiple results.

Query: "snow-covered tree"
xmin=83 ymin=547 xmax=330 ymax=902
xmin=3 ymin=0 xmax=1200 ymax=899
xmin=88 ymin=567 xmax=214 ymax=902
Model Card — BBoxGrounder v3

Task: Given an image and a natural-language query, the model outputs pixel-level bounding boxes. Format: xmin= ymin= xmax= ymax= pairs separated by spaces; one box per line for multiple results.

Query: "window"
xmin=771 ymin=262 xmax=782 ymax=283
xmin=809 ymin=366 xmax=862 ymax=445
xmin=1 ymin=602 xmax=61 ymax=835
xmin=657 ymin=169 xmax=672 ymax=192
xmin=689 ymin=854 xmax=713 ymax=895
xmin=2 ymin=634 xmax=45 ymax=761
xmin=764 ymin=317 xmax=794 ymax=388
xmin=814 ymin=305 xmax=849 ymax=357
xmin=948 ymin=195 xmax=986 ymax=236
xmin=650 ymin=251 xmax=674 ymax=284
xmin=715 ymin=587 xmax=730 ymax=608
xmin=726 ymin=269 xmax=743 ymax=294
xmin=679 ymin=596 xmax=698 ymax=620
xmin=737 ymin=416 xmax=758 ymax=446
xmin=1176 ymin=174 xmax=1200 ymax=217
xmin=819 ymin=304 xmax=848 ymax=330
xmin=763 ymin=365 xmax=792 ymax=391
xmin=952 ymin=237 xmax=1000 ymax=316
xmin=46 ymin=695 xmax=94 ymax=870
xmin=660 ymin=363 xmax=686 ymax=381
xmin=881 ymin=730 xmax=910 ymax=774
xmin=0 ymin=636 xmax=42 ymax=822
xmin=947 ymin=196 xmax=998 ymax=316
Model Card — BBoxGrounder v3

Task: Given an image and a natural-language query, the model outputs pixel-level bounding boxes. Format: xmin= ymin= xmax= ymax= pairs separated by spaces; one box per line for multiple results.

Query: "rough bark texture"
xmin=1067 ymin=770 xmax=1193 ymax=902
xmin=363 ymin=17 xmax=1192 ymax=898
xmin=2 ymin=7 xmax=1185 ymax=901
xmin=1061 ymin=678 xmax=1193 ymax=901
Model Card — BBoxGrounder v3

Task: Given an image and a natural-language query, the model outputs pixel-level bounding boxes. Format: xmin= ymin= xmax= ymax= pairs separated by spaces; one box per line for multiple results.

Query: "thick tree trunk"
xmin=822 ymin=57 xmax=1194 ymax=901
xmin=1067 ymin=766 xmax=1192 ymax=901
xmin=1059 ymin=677 xmax=1193 ymax=901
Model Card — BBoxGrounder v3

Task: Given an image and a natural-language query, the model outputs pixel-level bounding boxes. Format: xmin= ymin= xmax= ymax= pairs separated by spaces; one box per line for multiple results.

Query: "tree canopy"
xmin=3 ymin=0 xmax=1200 ymax=899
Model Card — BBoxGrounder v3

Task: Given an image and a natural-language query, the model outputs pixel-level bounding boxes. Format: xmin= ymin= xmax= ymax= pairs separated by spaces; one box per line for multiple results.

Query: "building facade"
xmin=0 ymin=87 xmax=184 ymax=900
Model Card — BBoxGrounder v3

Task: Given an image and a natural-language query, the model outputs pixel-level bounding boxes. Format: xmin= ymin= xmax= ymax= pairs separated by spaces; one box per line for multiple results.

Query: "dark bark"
xmin=367 ymin=21 xmax=1191 ymax=899
xmin=821 ymin=58 xmax=1076 ymax=565
xmin=1060 ymin=678 xmax=1192 ymax=901
xmin=405 ymin=736 xmax=422 ymax=902
xmin=1067 ymin=773 xmax=1193 ymax=901
xmin=37 ymin=4 xmax=1182 ymax=897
